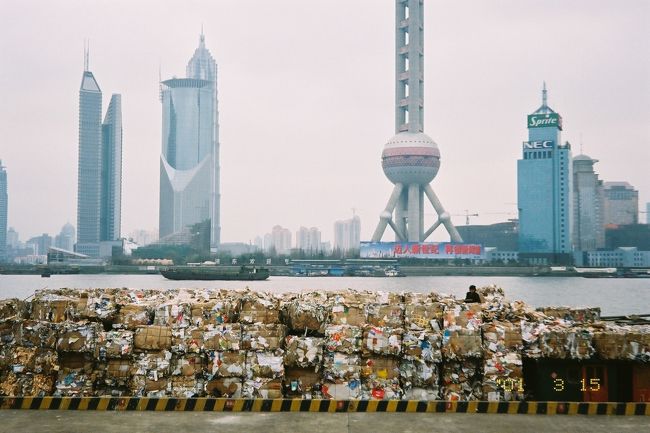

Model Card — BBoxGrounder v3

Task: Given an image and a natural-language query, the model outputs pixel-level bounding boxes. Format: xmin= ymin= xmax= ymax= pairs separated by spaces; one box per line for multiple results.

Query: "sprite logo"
xmin=527 ymin=113 xmax=562 ymax=129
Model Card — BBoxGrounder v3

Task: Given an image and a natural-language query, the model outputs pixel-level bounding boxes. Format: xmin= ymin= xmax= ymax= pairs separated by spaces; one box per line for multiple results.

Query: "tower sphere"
xmin=381 ymin=132 xmax=441 ymax=185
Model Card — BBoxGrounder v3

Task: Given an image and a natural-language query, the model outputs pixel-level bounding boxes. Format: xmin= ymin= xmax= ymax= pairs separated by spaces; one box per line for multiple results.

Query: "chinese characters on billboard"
xmin=360 ymin=242 xmax=484 ymax=259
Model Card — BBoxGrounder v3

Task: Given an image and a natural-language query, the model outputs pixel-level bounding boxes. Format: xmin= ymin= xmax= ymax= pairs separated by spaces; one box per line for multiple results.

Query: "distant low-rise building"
xmin=605 ymin=224 xmax=650 ymax=250
xmin=575 ymin=247 xmax=650 ymax=268
xmin=26 ymin=234 xmax=53 ymax=256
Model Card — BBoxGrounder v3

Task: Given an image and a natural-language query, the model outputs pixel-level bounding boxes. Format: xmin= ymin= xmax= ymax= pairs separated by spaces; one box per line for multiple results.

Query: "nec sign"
xmin=523 ymin=140 xmax=554 ymax=150
xmin=527 ymin=113 xmax=562 ymax=130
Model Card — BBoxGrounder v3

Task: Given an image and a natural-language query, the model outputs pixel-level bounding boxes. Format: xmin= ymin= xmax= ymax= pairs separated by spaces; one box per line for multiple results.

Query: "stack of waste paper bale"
xmin=0 ymin=287 xmax=648 ymax=400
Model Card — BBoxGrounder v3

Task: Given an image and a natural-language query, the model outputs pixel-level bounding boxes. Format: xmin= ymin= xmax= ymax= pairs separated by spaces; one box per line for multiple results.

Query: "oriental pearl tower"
xmin=371 ymin=0 xmax=462 ymax=243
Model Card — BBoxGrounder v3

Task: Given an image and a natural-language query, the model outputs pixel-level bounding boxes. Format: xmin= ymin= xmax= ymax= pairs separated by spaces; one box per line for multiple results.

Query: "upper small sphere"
xmin=381 ymin=132 xmax=441 ymax=185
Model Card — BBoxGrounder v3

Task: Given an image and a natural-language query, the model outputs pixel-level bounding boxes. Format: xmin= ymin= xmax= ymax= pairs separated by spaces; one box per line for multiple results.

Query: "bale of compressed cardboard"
xmin=154 ymin=303 xmax=193 ymax=328
xmin=171 ymin=376 xmax=205 ymax=397
xmin=239 ymin=293 xmax=280 ymax=324
xmin=284 ymin=336 xmax=324 ymax=368
xmin=77 ymin=291 xmax=118 ymax=321
xmin=362 ymin=326 xmax=403 ymax=357
xmin=0 ymin=346 xmax=58 ymax=375
xmin=95 ymin=330 xmax=133 ymax=359
xmin=242 ymin=324 xmax=287 ymax=351
xmin=113 ymin=304 xmax=152 ymax=329
xmin=171 ymin=353 xmax=205 ymax=376
xmin=324 ymin=325 xmax=362 ymax=353
xmin=482 ymin=321 xmax=523 ymax=353
xmin=322 ymin=352 xmax=361 ymax=381
xmin=205 ymin=350 xmax=246 ymax=378
xmin=443 ymin=303 xmax=483 ymax=331
xmin=440 ymin=359 xmax=483 ymax=401
xmin=537 ymin=306 xmax=601 ymax=324
xmin=402 ymin=330 xmax=442 ymax=363
xmin=134 ymin=325 xmax=172 ymax=351
xmin=284 ymin=297 xmax=329 ymax=334
xmin=14 ymin=320 xmax=59 ymax=349
xmin=0 ymin=371 xmax=55 ymax=396
xmin=131 ymin=350 xmax=172 ymax=380
xmin=190 ymin=298 xmax=239 ymax=326
xmin=441 ymin=329 xmax=482 ymax=360
xmin=205 ymin=377 xmax=242 ymax=398
xmin=57 ymin=322 xmax=102 ymax=353
xmin=0 ymin=299 xmax=26 ymax=321
xmin=365 ymin=304 xmax=404 ymax=328
xmin=129 ymin=376 xmax=170 ymax=397
xmin=404 ymin=303 xmax=443 ymax=331
xmin=245 ymin=350 xmax=285 ymax=379
xmin=31 ymin=297 xmax=78 ymax=323
xmin=399 ymin=359 xmax=439 ymax=388
xmin=242 ymin=378 xmax=283 ymax=398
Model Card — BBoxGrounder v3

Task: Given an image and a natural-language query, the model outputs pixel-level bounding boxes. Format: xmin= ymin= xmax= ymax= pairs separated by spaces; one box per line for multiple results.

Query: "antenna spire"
xmin=200 ymin=25 xmax=205 ymax=44
xmin=83 ymin=39 xmax=90 ymax=71
xmin=542 ymin=81 xmax=547 ymax=106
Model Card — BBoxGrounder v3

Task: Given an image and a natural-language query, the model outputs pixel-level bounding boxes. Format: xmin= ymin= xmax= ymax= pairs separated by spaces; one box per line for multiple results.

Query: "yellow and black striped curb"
xmin=0 ymin=398 xmax=648 ymax=415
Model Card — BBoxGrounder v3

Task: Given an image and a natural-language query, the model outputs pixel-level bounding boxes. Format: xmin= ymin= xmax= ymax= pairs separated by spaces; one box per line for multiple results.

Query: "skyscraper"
xmin=517 ymin=84 xmax=572 ymax=264
xmin=572 ymin=155 xmax=604 ymax=251
xmin=0 ymin=161 xmax=7 ymax=262
xmin=159 ymin=32 xmax=220 ymax=253
xmin=101 ymin=95 xmax=122 ymax=242
xmin=76 ymin=52 xmax=122 ymax=257
xmin=603 ymin=182 xmax=638 ymax=225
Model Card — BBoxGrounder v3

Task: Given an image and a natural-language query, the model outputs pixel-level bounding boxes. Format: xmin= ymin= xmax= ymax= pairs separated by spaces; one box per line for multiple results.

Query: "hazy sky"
xmin=1 ymin=0 xmax=648 ymax=245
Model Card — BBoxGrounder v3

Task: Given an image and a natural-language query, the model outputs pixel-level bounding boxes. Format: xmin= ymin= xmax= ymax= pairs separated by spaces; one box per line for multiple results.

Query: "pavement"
xmin=0 ymin=412 xmax=648 ymax=433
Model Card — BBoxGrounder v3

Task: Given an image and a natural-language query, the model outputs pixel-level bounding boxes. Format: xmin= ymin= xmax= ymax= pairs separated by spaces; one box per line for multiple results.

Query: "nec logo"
xmin=523 ymin=140 xmax=554 ymax=149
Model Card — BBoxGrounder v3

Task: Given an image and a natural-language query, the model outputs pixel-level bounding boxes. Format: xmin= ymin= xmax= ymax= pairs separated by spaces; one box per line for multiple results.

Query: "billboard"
xmin=360 ymin=241 xmax=484 ymax=260
xmin=527 ymin=113 xmax=563 ymax=130
xmin=523 ymin=140 xmax=554 ymax=150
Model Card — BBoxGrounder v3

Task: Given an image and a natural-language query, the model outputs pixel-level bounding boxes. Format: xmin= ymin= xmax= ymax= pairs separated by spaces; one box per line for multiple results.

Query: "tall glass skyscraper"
xmin=0 ymin=161 xmax=7 ymax=262
xmin=517 ymin=84 xmax=572 ymax=264
xmin=76 ymin=60 xmax=122 ymax=257
xmin=159 ymin=33 xmax=220 ymax=252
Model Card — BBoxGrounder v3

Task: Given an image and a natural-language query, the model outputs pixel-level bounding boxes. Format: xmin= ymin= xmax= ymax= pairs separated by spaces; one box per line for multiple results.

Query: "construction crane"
xmin=451 ymin=210 xmax=479 ymax=225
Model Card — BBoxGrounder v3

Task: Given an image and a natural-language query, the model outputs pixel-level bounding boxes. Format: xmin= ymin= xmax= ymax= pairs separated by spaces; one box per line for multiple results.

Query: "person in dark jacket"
xmin=464 ymin=284 xmax=481 ymax=303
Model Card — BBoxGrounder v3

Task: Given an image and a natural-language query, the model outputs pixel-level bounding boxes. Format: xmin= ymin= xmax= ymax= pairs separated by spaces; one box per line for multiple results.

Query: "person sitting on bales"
xmin=464 ymin=284 xmax=481 ymax=303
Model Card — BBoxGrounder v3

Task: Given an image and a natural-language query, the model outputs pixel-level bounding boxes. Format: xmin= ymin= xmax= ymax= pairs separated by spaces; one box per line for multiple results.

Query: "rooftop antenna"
xmin=580 ymin=133 xmax=583 ymax=154
xmin=158 ymin=63 xmax=163 ymax=102
xmin=84 ymin=39 xmax=90 ymax=71
xmin=542 ymin=81 xmax=547 ymax=106
xmin=200 ymin=24 xmax=205 ymax=43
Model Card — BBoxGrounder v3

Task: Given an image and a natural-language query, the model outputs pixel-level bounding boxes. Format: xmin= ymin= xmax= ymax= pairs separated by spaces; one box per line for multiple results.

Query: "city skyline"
xmin=1 ymin=0 xmax=648 ymax=245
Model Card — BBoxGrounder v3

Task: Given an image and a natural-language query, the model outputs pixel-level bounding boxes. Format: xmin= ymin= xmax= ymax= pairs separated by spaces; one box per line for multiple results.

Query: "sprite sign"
xmin=527 ymin=113 xmax=562 ymax=130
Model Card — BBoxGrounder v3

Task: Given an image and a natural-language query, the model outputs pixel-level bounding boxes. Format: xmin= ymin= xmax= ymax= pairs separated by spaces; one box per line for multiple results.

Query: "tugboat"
xmin=160 ymin=265 xmax=270 ymax=281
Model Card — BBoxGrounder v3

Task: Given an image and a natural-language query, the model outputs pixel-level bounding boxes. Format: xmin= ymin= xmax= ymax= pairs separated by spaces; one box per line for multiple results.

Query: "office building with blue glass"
xmin=159 ymin=33 xmax=220 ymax=252
xmin=76 ymin=54 xmax=122 ymax=258
xmin=517 ymin=84 xmax=572 ymax=264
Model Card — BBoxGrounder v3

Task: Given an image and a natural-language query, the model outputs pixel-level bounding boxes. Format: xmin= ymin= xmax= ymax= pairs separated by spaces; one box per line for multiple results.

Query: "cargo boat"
xmin=160 ymin=265 xmax=269 ymax=281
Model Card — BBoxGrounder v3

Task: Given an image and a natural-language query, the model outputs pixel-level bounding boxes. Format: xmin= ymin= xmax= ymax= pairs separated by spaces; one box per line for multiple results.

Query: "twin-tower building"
xmin=76 ymin=34 xmax=220 ymax=256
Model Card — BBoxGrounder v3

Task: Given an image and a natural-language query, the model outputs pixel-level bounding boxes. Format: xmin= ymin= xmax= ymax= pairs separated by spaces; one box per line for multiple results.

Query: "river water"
xmin=1 ymin=274 xmax=649 ymax=317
